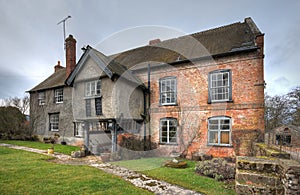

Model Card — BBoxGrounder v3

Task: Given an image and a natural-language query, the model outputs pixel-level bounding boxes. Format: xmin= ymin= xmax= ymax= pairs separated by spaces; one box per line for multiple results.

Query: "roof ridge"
xmin=135 ymin=20 xmax=247 ymax=49
xmin=190 ymin=21 xmax=241 ymax=37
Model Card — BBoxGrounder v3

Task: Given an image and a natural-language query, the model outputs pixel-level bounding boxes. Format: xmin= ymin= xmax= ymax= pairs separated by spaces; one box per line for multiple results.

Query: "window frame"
xmin=74 ymin=122 xmax=83 ymax=137
xmin=160 ymin=118 xmax=177 ymax=144
xmin=54 ymin=88 xmax=64 ymax=103
xmin=95 ymin=97 xmax=102 ymax=116
xmin=208 ymin=116 xmax=232 ymax=146
xmin=85 ymin=99 xmax=91 ymax=117
xmin=49 ymin=113 xmax=59 ymax=132
xmin=159 ymin=76 xmax=177 ymax=106
xmin=208 ymin=70 xmax=232 ymax=103
xmin=85 ymin=80 xmax=101 ymax=97
xmin=38 ymin=91 xmax=46 ymax=105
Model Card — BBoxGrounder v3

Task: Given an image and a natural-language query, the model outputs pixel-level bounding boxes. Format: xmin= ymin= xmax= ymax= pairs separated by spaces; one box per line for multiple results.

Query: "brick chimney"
xmin=54 ymin=61 xmax=64 ymax=72
xmin=65 ymin=34 xmax=76 ymax=78
xmin=149 ymin=38 xmax=161 ymax=45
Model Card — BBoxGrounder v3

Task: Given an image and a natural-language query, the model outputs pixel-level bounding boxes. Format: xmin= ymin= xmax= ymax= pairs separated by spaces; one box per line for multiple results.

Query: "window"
xmin=74 ymin=122 xmax=83 ymax=137
xmin=160 ymin=118 xmax=177 ymax=144
xmin=275 ymin=134 xmax=291 ymax=146
xmin=54 ymin=88 xmax=63 ymax=103
xmin=86 ymin=99 xmax=91 ymax=117
xmin=85 ymin=80 xmax=101 ymax=97
xmin=95 ymin=97 xmax=102 ymax=116
xmin=208 ymin=70 xmax=232 ymax=102
xmin=38 ymin=91 xmax=45 ymax=105
xmin=87 ymin=121 xmax=108 ymax=131
xmin=160 ymin=77 xmax=177 ymax=105
xmin=49 ymin=113 xmax=59 ymax=131
xmin=208 ymin=117 xmax=231 ymax=146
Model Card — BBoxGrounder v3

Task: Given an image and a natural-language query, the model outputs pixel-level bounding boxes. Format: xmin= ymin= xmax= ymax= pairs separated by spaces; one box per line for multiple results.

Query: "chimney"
xmin=65 ymin=34 xmax=76 ymax=78
xmin=54 ymin=61 xmax=64 ymax=72
xmin=149 ymin=38 xmax=161 ymax=45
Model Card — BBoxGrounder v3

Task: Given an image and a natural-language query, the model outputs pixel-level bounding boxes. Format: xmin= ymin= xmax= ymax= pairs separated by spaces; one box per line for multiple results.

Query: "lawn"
xmin=112 ymin=158 xmax=236 ymax=195
xmin=0 ymin=140 xmax=80 ymax=155
xmin=0 ymin=146 xmax=152 ymax=195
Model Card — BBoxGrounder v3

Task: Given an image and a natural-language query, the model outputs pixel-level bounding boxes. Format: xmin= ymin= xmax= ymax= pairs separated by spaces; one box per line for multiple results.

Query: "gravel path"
xmin=0 ymin=143 xmax=202 ymax=195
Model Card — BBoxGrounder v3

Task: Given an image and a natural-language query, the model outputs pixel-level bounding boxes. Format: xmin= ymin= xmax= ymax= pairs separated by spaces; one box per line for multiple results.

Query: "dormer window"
xmin=85 ymin=80 xmax=101 ymax=97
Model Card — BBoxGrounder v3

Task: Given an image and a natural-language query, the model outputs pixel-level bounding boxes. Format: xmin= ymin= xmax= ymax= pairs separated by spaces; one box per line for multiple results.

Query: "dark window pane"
xmin=86 ymin=99 xmax=91 ymax=117
xmin=95 ymin=98 xmax=102 ymax=115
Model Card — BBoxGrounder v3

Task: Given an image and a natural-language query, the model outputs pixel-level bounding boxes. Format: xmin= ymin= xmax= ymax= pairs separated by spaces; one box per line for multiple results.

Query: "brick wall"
xmin=136 ymin=50 xmax=264 ymax=158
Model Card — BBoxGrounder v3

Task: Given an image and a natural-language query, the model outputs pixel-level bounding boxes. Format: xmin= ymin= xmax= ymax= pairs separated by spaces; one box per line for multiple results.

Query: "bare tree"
xmin=287 ymin=87 xmax=300 ymax=126
xmin=3 ymin=95 xmax=30 ymax=114
xmin=265 ymin=86 xmax=300 ymax=130
xmin=177 ymin=106 xmax=202 ymax=158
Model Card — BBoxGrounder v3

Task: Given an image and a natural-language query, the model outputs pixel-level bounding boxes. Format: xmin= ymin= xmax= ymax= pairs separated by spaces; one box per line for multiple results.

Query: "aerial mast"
xmin=57 ymin=15 xmax=72 ymax=50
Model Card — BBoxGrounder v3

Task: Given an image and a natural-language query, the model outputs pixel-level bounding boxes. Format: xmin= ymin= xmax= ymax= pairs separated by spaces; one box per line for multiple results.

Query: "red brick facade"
xmin=136 ymin=35 xmax=265 ymax=158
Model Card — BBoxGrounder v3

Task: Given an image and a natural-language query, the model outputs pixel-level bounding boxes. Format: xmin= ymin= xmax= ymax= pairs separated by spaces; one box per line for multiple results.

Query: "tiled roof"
xmin=29 ymin=68 xmax=66 ymax=92
xmin=110 ymin=17 xmax=262 ymax=69
xmin=31 ymin=18 xmax=263 ymax=91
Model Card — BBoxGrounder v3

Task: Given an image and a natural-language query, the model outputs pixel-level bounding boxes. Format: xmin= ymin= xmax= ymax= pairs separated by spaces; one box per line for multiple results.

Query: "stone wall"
xmin=30 ymin=86 xmax=77 ymax=144
xmin=278 ymin=159 xmax=300 ymax=194
xmin=236 ymin=154 xmax=300 ymax=194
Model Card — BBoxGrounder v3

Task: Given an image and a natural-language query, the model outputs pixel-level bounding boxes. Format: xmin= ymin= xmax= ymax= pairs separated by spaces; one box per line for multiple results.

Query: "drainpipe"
xmin=143 ymin=64 xmax=151 ymax=150
xmin=147 ymin=63 xmax=151 ymax=148
xmin=143 ymin=91 xmax=147 ymax=150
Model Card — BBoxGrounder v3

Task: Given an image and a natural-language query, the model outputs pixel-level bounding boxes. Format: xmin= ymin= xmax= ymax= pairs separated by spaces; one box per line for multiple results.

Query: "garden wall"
xmin=236 ymin=147 xmax=300 ymax=194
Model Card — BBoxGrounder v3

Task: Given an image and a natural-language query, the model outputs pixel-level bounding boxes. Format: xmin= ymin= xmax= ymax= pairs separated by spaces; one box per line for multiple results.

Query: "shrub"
xmin=195 ymin=158 xmax=235 ymax=181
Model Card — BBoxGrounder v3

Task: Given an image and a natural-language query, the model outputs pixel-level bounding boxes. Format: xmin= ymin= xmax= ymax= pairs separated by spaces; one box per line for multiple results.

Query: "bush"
xmin=195 ymin=158 xmax=235 ymax=181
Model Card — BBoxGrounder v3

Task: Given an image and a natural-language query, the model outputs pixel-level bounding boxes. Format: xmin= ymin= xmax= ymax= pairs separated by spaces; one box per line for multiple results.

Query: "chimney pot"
xmin=149 ymin=38 xmax=161 ymax=45
xmin=54 ymin=60 xmax=64 ymax=72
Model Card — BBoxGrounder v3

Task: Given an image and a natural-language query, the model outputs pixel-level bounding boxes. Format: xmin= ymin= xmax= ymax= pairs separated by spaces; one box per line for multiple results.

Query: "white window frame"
xmin=49 ymin=113 xmax=59 ymax=132
xmin=209 ymin=70 xmax=231 ymax=102
xmin=54 ymin=88 xmax=63 ymax=103
xmin=160 ymin=118 xmax=177 ymax=144
xmin=160 ymin=77 xmax=177 ymax=105
xmin=38 ymin=91 xmax=46 ymax=105
xmin=208 ymin=116 xmax=231 ymax=146
xmin=74 ymin=122 xmax=84 ymax=137
xmin=85 ymin=80 xmax=101 ymax=97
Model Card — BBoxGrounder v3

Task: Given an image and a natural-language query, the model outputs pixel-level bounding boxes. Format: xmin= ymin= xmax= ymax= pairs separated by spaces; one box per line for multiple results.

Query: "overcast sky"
xmin=0 ymin=0 xmax=299 ymax=99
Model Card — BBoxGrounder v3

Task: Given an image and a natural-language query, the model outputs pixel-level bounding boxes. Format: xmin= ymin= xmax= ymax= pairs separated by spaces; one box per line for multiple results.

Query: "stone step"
xmin=235 ymin=180 xmax=284 ymax=195
xmin=236 ymin=169 xmax=281 ymax=187
xmin=236 ymin=156 xmax=279 ymax=173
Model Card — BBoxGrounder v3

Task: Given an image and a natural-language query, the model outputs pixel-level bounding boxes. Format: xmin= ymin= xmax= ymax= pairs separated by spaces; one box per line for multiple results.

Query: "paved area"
xmin=0 ymin=143 xmax=201 ymax=195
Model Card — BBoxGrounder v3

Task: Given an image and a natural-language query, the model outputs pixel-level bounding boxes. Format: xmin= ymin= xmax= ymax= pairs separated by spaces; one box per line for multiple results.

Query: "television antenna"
xmin=57 ymin=15 xmax=71 ymax=50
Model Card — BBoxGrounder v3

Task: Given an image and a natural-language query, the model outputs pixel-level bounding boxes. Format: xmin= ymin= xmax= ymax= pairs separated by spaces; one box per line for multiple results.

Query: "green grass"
xmin=0 ymin=146 xmax=152 ymax=195
xmin=111 ymin=157 xmax=171 ymax=171
xmin=112 ymin=158 xmax=236 ymax=195
xmin=0 ymin=140 xmax=80 ymax=155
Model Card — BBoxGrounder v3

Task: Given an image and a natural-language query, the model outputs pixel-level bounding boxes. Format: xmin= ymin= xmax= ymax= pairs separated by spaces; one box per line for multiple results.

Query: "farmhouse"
xmin=29 ymin=17 xmax=265 ymax=158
